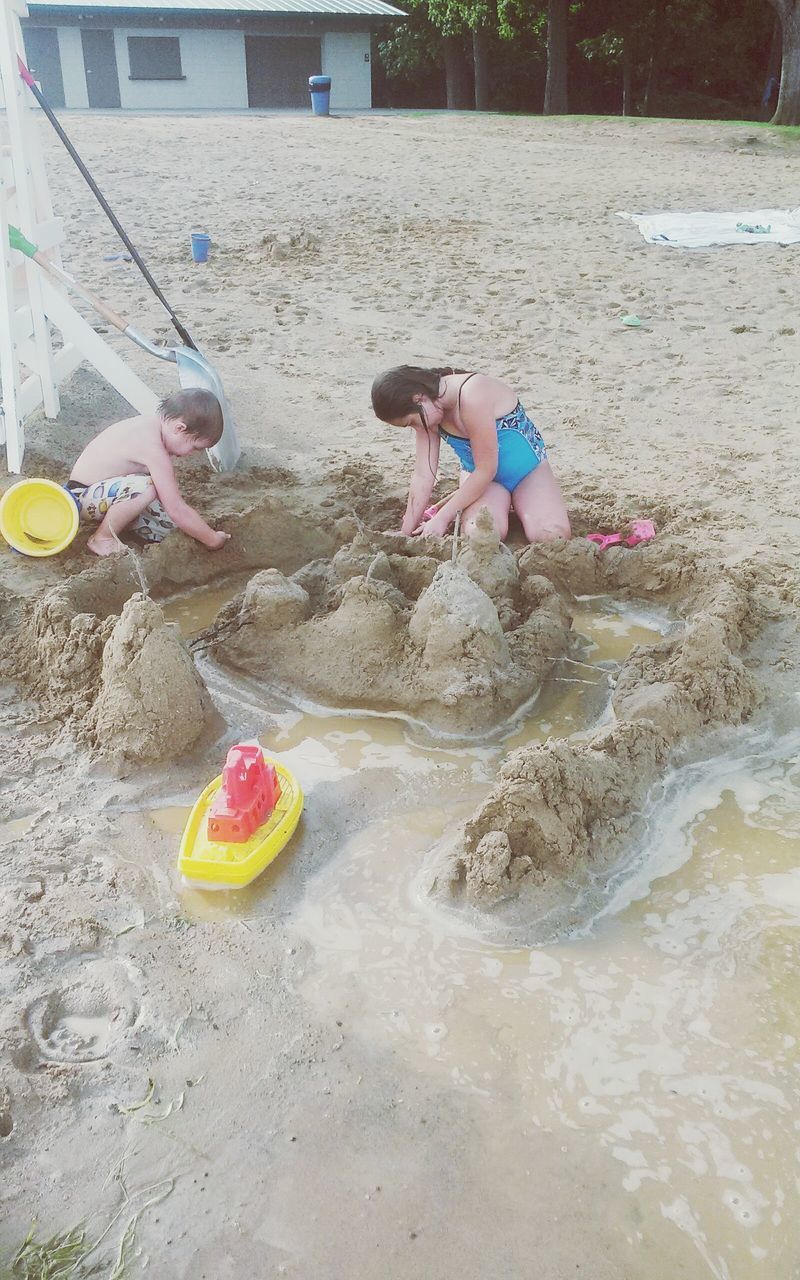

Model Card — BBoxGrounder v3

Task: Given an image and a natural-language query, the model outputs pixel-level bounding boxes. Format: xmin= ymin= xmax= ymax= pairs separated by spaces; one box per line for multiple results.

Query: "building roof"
xmin=28 ymin=0 xmax=405 ymax=14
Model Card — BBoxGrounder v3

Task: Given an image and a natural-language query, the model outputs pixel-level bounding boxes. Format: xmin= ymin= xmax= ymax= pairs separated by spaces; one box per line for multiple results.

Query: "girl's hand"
xmin=414 ymin=513 xmax=450 ymax=538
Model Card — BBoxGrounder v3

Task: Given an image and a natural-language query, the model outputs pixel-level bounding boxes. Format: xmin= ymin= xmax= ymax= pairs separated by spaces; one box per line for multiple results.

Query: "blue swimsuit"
xmin=438 ymin=374 xmax=547 ymax=493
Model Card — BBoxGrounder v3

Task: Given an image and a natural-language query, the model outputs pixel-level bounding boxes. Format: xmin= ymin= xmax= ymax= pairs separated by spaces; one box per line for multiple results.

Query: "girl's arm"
xmin=400 ymin=427 xmax=441 ymax=535
xmin=419 ymin=397 xmax=498 ymax=534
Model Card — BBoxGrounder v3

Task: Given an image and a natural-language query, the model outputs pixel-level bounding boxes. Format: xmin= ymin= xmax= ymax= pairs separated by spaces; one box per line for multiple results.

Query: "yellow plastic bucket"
xmin=0 ymin=478 xmax=80 ymax=557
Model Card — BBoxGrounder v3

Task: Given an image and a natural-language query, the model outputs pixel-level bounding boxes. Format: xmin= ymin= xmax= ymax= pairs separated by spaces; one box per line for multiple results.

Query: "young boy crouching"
xmin=68 ymin=389 xmax=231 ymax=558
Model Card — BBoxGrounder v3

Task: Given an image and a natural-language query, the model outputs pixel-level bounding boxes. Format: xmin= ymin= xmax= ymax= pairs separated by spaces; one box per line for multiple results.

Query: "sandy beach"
xmin=1 ymin=109 xmax=800 ymax=1278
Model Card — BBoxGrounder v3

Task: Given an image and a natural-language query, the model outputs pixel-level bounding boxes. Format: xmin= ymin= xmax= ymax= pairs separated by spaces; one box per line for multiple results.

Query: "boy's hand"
xmin=207 ymin=530 xmax=231 ymax=550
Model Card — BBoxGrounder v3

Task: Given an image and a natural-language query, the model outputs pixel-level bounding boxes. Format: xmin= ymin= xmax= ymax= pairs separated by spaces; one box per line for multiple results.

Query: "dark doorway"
xmin=23 ymin=28 xmax=65 ymax=108
xmin=81 ymin=29 xmax=121 ymax=108
xmin=245 ymin=36 xmax=322 ymax=108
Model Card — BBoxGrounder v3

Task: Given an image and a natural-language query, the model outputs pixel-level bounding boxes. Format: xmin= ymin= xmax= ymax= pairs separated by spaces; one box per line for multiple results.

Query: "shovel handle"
xmin=34 ymin=254 xmax=130 ymax=333
xmin=422 ymin=491 xmax=456 ymax=519
xmin=7 ymin=224 xmax=125 ymax=327
xmin=29 ymin=250 xmax=176 ymax=363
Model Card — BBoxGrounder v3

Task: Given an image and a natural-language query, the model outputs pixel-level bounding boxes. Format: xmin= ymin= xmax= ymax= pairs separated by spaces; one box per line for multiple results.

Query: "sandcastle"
xmin=9 ymin=497 xmax=764 ymax=916
xmin=202 ymin=509 xmax=573 ymax=736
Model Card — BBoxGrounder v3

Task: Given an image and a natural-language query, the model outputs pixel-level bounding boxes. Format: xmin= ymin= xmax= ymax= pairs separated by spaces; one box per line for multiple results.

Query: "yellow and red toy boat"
xmin=179 ymin=742 xmax=303 ymax=889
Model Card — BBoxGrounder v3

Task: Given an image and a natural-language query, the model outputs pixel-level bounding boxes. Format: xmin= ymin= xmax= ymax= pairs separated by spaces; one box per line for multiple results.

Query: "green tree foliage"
xmin=576 ymin=0 xmax=774 ymax=116
xmin=377 ymin=0 xmax=779 ymax=120
xmin=378 ymin=0 xmax=547 ymax=109
xmin=426 ymin=0 xmax=492 ymax=35
xmin=378 ymin=0 xmax=444 ymax=81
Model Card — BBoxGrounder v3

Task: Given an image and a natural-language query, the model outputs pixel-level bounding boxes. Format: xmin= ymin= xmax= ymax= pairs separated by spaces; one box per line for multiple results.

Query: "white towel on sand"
xmin=616 ymin=207 xmax=800 ymax=248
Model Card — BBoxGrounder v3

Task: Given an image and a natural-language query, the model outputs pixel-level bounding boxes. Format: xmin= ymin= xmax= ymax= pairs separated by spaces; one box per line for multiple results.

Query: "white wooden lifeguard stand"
xmin=0 ymin=0 xmax=157 ymax=472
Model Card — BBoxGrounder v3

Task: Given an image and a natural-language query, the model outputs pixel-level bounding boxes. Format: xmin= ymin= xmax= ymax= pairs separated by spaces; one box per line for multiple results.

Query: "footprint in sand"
xmin=26 ymin=960 xmax=139 ymax=1065
xmin=0 ymin=813 xmax=36 ymax=843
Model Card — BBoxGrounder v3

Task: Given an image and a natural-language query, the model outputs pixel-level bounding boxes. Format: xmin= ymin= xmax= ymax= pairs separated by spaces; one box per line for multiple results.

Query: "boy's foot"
xmin=87 ymin=531 xmax=124 ymax=557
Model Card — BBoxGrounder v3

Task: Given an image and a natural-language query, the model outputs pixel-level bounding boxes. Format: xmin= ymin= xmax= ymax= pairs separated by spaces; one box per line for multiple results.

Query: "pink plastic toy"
xmin=587 ymin=519 xmax=655 ymax=552
xmin=207 ymin=743 xmax=281 ymax=844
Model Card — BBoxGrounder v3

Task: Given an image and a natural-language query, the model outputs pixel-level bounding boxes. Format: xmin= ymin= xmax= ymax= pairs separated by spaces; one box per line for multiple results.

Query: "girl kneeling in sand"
xmin=371 ymin=366 xmax=571 ymax=541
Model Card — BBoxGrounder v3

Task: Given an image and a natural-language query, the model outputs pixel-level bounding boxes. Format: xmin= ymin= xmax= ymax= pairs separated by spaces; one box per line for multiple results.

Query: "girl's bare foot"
xmin=87 ymin=531 xmax=123 ymax=557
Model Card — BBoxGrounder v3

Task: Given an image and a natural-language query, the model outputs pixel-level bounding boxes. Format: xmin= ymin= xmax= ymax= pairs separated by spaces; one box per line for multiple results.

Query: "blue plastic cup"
xmin=191 ymin=231 xmax=211 ymax=263
xmin=308 ymin=75 xmax=331 ymax=117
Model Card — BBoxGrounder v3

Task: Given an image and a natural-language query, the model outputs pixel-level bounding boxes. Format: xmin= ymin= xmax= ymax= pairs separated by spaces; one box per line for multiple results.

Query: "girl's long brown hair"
xmin=371 ymin=365 xmax=467 ymax=423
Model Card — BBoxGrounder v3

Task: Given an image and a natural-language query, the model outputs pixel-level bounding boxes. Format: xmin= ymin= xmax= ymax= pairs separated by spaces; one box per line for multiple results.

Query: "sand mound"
xmin=261 ymin=226 xmax=321 ymax=260
xmin=454 ymin=721 xmax=671 ymax=903
xmin=8 ymin=497 xmax=338 ymax=767
xmin=432 ymin=540 xmax=761 ymax=908
xmin=135 ymin=495 xmax=336 ymax=594
xmin=19 ymin=589 xmax=209 ymax=766
xmin=204 ymin=511 xmax=574 ymax=736
xmin=89 ymin=596 xmax=211 ymax=764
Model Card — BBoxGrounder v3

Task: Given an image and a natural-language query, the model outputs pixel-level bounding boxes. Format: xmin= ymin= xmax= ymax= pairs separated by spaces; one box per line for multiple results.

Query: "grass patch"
xmin=771 ymin=124 xmax=800 ymax=141
xmin=405 ymin=109 xmax=800 ymax=140
xmin=632 ymin=116 xmax=800 ymax=138
xmin=5 ymin=1225 xmax=102 ymax=1279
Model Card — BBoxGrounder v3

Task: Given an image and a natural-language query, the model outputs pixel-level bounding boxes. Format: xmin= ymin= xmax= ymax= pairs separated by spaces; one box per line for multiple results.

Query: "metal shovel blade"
xmin=174 ymin=346 xmax=241 ymax=473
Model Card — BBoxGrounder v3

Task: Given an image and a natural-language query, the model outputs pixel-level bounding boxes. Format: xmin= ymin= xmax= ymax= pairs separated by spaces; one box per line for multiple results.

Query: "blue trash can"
xmin=308 ymin=75 xmax=331 ymax=116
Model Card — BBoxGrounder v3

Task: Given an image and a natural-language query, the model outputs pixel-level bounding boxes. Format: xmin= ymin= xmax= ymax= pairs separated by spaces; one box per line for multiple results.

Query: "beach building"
xmin=18 ymin=0 xmax=404 ymax=111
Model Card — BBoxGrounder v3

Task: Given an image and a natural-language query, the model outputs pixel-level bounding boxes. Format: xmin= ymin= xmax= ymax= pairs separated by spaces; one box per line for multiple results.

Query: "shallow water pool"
xmin=291 ymin=723 xmax=800 ymax=1278
xmin=161 ymin=588 xmax=800 ymax=1273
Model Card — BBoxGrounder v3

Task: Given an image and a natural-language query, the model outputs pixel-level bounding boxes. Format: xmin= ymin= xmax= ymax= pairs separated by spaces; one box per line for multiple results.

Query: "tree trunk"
xmin=622 ymin=35 xmax=632 ymax=116
xmin=642 ymin=0 xmax=663 ymax=116
xmin=771 ymin=1 xmax=800 ymax=125
xmin=442 ymin=35 xmax=472 ymax=110
xmin=543 ymin=0 xmax=568 ymax=115
xmin=472 ymin=25 xmax=490 ymax=111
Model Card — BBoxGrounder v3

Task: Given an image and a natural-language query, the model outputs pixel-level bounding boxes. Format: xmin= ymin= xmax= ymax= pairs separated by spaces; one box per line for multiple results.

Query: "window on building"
xmin=128 ymin=36 xmax=183 ymax=80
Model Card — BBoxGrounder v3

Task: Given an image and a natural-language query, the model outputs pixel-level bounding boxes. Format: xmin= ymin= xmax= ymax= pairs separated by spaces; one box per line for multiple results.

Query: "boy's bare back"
xmin=70 ymin=412 xmax=168 ymax=485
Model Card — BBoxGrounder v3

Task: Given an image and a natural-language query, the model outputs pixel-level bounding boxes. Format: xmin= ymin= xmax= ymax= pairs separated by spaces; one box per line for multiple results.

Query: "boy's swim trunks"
xmin=67 ymin=474 xmax=174 ymax=544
